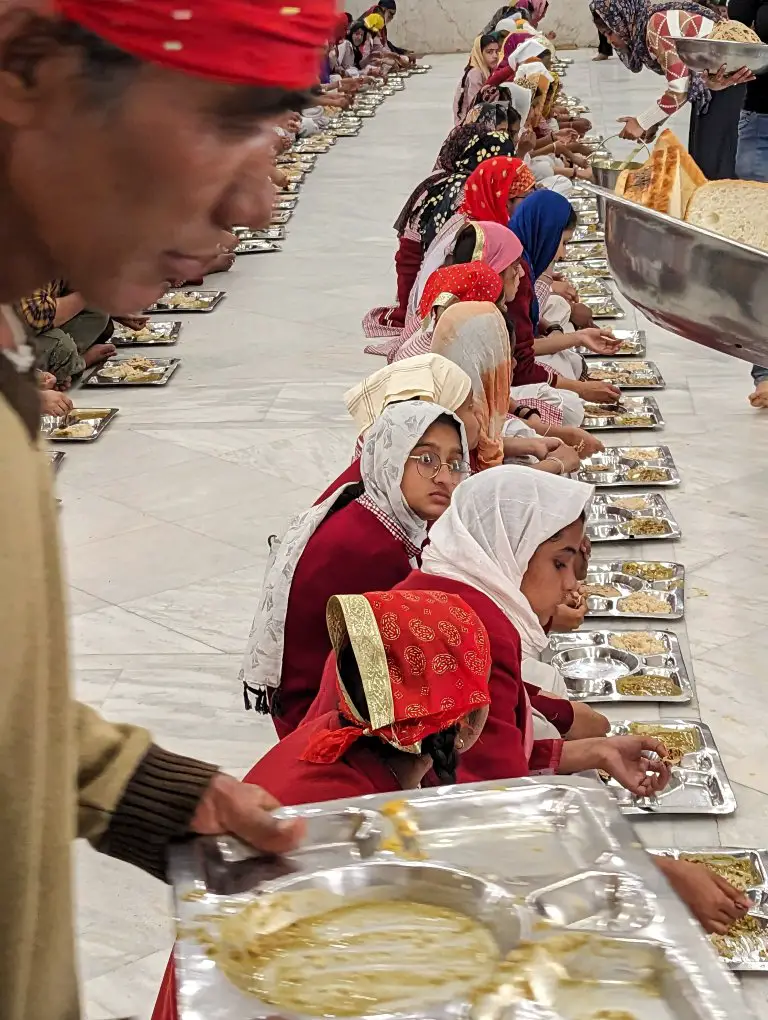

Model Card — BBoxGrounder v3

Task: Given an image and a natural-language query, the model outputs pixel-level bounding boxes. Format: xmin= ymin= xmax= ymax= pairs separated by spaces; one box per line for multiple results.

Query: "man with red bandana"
xmin=0 ymin=2 xmax=337 ymax=1018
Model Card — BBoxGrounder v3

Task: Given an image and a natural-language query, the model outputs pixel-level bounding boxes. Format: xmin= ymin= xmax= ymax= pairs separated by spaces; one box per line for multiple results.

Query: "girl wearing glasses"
xmin=240 ymin=401 xmax=469 ymax=738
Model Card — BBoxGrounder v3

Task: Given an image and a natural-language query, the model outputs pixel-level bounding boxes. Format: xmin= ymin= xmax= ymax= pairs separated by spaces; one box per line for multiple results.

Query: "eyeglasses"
xmin=407 ymin=451 xmax=470 ymax=481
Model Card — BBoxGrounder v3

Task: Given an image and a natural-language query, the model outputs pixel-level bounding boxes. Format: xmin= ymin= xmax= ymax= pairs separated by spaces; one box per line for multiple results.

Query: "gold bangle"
xmin=549 ymin=455 xmax=566 ymax=474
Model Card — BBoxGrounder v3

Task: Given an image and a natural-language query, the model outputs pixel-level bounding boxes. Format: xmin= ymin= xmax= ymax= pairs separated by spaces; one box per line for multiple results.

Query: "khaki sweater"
xmin=0 ymin=358 xmax=219 ymax=1020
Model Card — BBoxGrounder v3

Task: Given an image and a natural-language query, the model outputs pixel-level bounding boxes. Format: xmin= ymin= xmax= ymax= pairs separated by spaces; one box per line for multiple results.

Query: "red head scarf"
xmin=301 ymin=591 xmax=491 ymax=764
xmin=56 ymin=0 xmax=339 ymax=89
xmin=418 ymin=263 xmax=504 ymax=321
xmin=459 ymin=157 xmax=536 ymax=225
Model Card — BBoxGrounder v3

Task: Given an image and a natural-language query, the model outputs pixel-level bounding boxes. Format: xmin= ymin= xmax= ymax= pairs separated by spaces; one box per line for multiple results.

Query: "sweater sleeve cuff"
xmin=99 ymin=744 xmax=219 ymax=882
xmin=636 ymin=103 xmax=669 ymax=132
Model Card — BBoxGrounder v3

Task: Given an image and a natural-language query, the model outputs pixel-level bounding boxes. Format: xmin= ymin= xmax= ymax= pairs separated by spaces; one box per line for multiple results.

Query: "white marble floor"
xmin=67 ymin=51 xmax=768 ymax=1018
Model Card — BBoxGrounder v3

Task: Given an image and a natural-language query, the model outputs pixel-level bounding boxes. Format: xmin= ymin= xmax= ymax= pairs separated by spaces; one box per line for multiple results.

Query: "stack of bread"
xmin=614 ymin=129 xmax=768 ymax=251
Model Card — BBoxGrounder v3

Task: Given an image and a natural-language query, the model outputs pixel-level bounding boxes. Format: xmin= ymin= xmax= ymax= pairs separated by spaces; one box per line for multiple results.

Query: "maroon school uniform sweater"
xmin=274 ymin=499 xmax=413 ymax=737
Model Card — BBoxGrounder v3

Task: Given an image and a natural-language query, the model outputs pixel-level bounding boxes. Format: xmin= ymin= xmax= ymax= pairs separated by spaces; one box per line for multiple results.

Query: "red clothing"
xmin=151 ymin=712 xmax=402 ymax=1020
xmin=394 ymin=236 xmax=423 ymax=323
xmin=485 ymin=63 xmax=514 ymax=89
xmin=306 ymin=571 xmax=571 ymax=780
xmin=314 ymin=460 xmax=362 ymax=504
xmin=506 ymin=263 xmax=556 ymax=387
xmin=273 ymin=500 xmax=413 ymax=737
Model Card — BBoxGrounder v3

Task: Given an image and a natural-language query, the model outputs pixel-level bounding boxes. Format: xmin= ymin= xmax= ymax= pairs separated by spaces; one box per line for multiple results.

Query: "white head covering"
xmin=509 ymin=38 xmax=547 ymax=68
xmin=514 ymin=59 xmax=553 ymax=84
xmin=344 ymin=353 xmax=472 ymax=432
xmin=500 ymin=82 xmax=532 ymax=126
xmin=495 ymin=15 xmax=537 ymax=33
xmin=421 ymin=466 xmax=592 ymax=657
xmin=240 ymin=401 xmax=468 ymax=696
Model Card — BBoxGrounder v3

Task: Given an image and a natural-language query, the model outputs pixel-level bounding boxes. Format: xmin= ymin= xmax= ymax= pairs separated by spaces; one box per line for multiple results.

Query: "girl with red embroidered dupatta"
xmin=152 ymin=589 xmax=491 ymax=1020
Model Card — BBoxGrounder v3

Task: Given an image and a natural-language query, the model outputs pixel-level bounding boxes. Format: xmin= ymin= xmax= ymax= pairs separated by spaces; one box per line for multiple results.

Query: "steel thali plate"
xmin=578 ymin=446 xmax=680 ymax=489
xmin=605 ymin=720 xmax=736 ymax=816
xmin=578 ymin=329 xmax=646 ymax=358
xmin=585 ymin=491 xmax=680 ymax=543
xmin=41 ymin=407 xmax=119 ymax=442
xmin=648 ymin=847 xmax=768 ymax=970
xmin=580 ymin=294 xmax=625 ymax=319
xmin=555 ymin=257 xmax=612 ymax=279
xmin=112 ymin=321 xmax=181 ymax=346
xmin=587 ymin=359 xmax=665 ymax=389
xmin=584 ymin=559 xmax=685 ymax=619
xmin=86 ymin=356 xmax=180 ymax=387
xmin=168 ymin=777 xmax=749 ymax=1020
xmin=545 ymin=629 xmax=692 ymax=703
xmin=583 ymin=395 xmax=665 ymax=431
xmin=234 ymin=239 xmax=282 ymax=255
xmin=145 ymin=289 xmax=225 ymax=314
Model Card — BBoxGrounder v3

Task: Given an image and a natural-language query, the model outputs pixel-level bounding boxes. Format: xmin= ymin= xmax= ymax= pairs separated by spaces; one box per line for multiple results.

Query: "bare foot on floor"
xmin=83 ymin=342 xmax=116 ymax=368
xmin=592 ymin=53 xmax=611 ymax=61
xmin=749 ymin=381 xmax=768 ymax=407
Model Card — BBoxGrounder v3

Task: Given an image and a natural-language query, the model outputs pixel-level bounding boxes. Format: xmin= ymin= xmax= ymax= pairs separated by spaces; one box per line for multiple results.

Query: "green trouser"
xmin=31 ymin=308 xmax=111 ymax=384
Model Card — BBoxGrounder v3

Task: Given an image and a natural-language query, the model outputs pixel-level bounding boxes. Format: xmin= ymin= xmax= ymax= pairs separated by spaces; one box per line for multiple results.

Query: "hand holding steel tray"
xmin=578 ymin=182 xmax=768 ymax=364
xmin=168 ymin=778 xmax=750 ymax=1019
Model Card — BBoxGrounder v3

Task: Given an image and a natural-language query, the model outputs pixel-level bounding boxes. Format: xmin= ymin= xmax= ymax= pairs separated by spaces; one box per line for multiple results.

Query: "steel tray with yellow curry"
xmin=545 ymin=629 xmax=692 ymax=703
xmin=583 ymin=561 xmax=684 ymax=620
xmin=578 ymin=446 xmax=680 ymax=490
xmin=582 ymin=395 xmax=665 ymax=431
xmin=648 ymin=846 xmax=768 ymax=971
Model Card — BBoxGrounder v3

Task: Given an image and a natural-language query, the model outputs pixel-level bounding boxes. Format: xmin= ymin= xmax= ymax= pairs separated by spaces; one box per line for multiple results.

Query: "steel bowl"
xmin=551 ymin=646 xmax=640 ymax=683
xmin=578 ymin=182 xmax=768 ymax=364
xmin=676 ymin=37 xmax=768 ymax=75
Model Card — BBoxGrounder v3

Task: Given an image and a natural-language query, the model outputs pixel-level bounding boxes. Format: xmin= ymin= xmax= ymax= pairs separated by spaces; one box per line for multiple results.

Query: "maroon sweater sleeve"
xmin=525 ymin=683 xmax=575 ymax=735
xmin=278 ymin=503 xmax=412 ymax=734
xmin=506 ymin=265 xmax=555 ymax=387
xmin=485 ymin=63 xmax=514 ymax=89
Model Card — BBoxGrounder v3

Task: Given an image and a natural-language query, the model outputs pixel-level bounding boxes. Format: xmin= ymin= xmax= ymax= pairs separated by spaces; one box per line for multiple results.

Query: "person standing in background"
xmin=728 ymin=0 xmax=768 ymax=406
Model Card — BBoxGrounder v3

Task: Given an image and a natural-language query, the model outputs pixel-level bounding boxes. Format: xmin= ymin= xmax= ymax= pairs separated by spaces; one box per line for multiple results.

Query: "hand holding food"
xmin=579 ymin=380 xmax=623 ymax=404
xmin=588 ymin=735 xmax=671 ymax=796
xmin=558 ymin=425 xmax=604 ymax=457
xmin=576 ymin=328 xmax=622 ymax=355
xmin=656 ymin=858 xmax=750 ymax=935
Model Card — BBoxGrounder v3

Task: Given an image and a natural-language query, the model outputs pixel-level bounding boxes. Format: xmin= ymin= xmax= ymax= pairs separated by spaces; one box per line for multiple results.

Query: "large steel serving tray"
xmin=169 ymin=778 xmax=749 ymax=1020
xmin=579 ymin=182 xmax=768 ymax=364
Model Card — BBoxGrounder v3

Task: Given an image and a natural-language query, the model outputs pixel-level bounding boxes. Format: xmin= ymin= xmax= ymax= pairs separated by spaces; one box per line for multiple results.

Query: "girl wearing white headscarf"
xmin=240 ymin=401 xmax=469 ymax=737
xmin=396 ymin=467 xmax=668 ymax=796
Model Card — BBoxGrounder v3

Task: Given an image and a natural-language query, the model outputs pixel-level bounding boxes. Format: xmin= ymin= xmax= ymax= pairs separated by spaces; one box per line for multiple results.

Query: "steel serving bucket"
xmin=590 ymin=135 xmax=649 ymax=219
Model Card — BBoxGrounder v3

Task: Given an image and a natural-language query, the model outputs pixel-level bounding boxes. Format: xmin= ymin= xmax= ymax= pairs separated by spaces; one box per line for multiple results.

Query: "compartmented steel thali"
xmin=112 ymin=321 xmax=182 ymax=346
xmin=234 ymin=239 xmax=282 ymax=255
xmin=605 ymin=720 xmax=736 ymax=816
xmin=270 ymin=209 xmax=292 ymax=226
xmin=567 ymin=276 xmax=613 ymax=299
xmin=648 ymin=847 xmax=768 ymax=970
xmin=41 ymin=407 xmax=119 ymax=442
xmin=583 ymin=395 xmax=665 ymax=431
xmin=86 ymin=356 xmax=180 ymax=387
xmin=584 ymin=559 xmax=685 ymax=619
xmin=563 ymin=241 xmax=607 ymax=261
xmin=585 ymin=492 xmax=681 ymax=543
xmin=169 ymin=778 xmax=749 ymax=1020
xmin=234 ymin=226 xmax=286 ymax=242
xmin=570 ymin=224 xmax=605 ymax=243
xmin=579 ymin=293 xmax=624 ymax=319
xmin=145 ymin=289 xmax=225 ymax=314
xmin=578 ymin=328 xmax=646 ymax=357
xmin=555 ymin=257 xmax=611 ymax=279
xmin=578 ymin=446 xmax=680 ymax=489
xmin=544 ymin=629 xmax=692 ymax=702
xmin=587 ymin=359 xmax=665 ymax=389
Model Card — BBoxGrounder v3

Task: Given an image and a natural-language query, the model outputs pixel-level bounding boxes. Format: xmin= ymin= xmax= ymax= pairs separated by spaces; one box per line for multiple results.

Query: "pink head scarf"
xmin=475 ymin=221 xmax=524 ymax=273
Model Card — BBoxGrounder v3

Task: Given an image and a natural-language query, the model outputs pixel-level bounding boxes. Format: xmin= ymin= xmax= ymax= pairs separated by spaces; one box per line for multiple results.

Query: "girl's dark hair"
xmin=432 ymin=411 xmax=463 ymax=437
xmin=347 ymin=19 xmax=369 ymax=64
xmin=326 ymin=481 xmax=365 ymax=518
xmin=450 ymin=223 xmax=481 ymax=266
xmin=566 ymin=206 xmax=579 ymax=231
xmin=422 ymin=726 xmax=460 ymax=783
xmin=1 ymin=15 xmax=308 ymax=113
xmin=338 ymin=638 xmax=461 ymax=785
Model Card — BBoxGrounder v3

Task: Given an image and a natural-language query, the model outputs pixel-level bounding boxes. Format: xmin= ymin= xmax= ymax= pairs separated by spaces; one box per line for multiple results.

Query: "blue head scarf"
xmin=508 ymin=190 xmax=573 ymax=330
